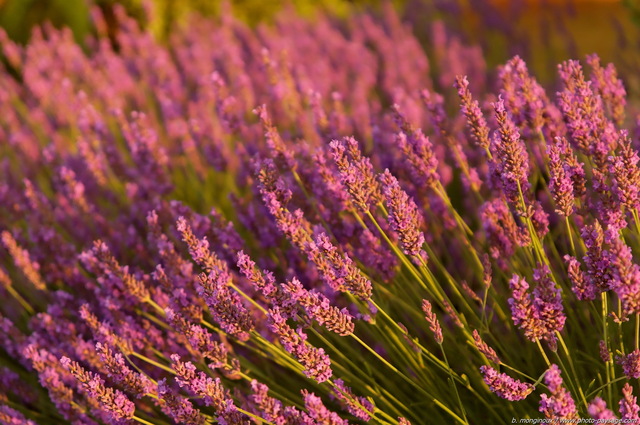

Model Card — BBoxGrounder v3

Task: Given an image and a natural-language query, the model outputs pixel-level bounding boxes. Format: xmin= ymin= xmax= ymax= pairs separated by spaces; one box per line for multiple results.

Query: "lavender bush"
xmin=1 ymin=4 xmax=639 ymax=425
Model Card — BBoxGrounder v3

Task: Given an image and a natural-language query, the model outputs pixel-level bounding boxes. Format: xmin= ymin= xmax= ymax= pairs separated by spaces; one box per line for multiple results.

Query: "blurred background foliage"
xmin=0 ymin=0 xmax=637 ymax=84
xmin=0 ymin=0 xmax=407 ymax=44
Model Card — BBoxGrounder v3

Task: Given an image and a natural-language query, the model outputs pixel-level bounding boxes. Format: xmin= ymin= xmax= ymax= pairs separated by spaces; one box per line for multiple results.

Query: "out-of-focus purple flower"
xmin=620 ymin=383 xmax=640 ymax=420
xmin=558 ymin=59 xmax=616 ymax=168
xmin=422 ymin=300 xmax=443 ymax=344
xmin=617 ymin=350 xmax=640 ymax=379
xmin=0 ymin=404 xmax=37 ymax=425
xmin=392 ymin=105 xmax=440 ymax=188
xmin=332 ymin=378 xmax=374 ymax=421
xmin=610 ymin=131 xmax=640 ymax=212
xmin=498 ymin=56 xmax=549 ymax=132
xmin=586 ymin=54 xmax=626 ymax=126
xmin=255 ymin=104 xmax=295 ymax=169
xmin=588 ymin=397 xmax=616 ymax=420
xmin=479 ymin=365 xmax=533 ymax=401
xmin=609 ymin=231 xmax=640 ymax=319
xmin=80 ymin=240 xmax=150 ymax=303
xmin=1 ymin=231 xmax=46 ymax=290
xmin=472 ymin=330 xmax=500 ymax=364
xmin=539 ymin=364 xmax=578 ymax=419
xmin=599 ymin=340 xmax=611 ymax=363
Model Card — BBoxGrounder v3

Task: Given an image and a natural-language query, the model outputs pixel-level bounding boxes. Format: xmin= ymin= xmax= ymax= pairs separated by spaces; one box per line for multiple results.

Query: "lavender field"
xmin=1 ymin=2 xmax=640 ymax=424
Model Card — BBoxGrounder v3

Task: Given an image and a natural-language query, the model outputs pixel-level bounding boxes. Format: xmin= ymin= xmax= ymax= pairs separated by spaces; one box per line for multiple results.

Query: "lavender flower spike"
xmin=479 ymin=365 xmax=533 ymax=401
xmin=620 ymin=383 xmax=640 ymax=420
xmin=380 ymin=169 xmax=428 ymax=265
xmin=539 ymin=364 xmax=578 ymax=419
xmin=492 ymin=96 xmax=530 ymax=207
xmin=422 ymin=300 xmax=443 ymax=344
xmin=60 ymin=356 xmax=136 ymax=422
xmin=330 ymin=136 xmax=383 ymax=211
xmin=455 ymin=75 xmax=490 ymax=151
xmin=1 ymin=231 xmax=46 ymax=290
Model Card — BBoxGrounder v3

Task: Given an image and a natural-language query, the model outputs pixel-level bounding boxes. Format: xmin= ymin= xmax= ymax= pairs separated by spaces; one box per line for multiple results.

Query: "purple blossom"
xmin=454 ymin=75 xmax=490 ymax=151
xmin=508 ymin=265 xmax=565 ymax=349
xmin=332 ymin=379 xmax=374 ymax=421
xmin=492 ymin=97 xmax=530 ymax=207
xmin=379 ymin=170 xmax=427 ymax=265
xmin=330 ymin=137 xmax=383 ymax=211
xmin=617 ymin=350 xmax=640 ymax=379
xmin=422 ymin=300 xmax=443 ymax=344
xmin=267 ymin=309 xmax=332 ymax=383
xmin=1 ymin=231 xmax=46 ymax=290
xmin=610 ymin=131 xmax=640 ymax=212
xmin=620 ymin=383 xmax=640 ymax=420
xmin=283 ymin=278 xmax=355 ymax=336
xmin=586 ymin=54 xmax=626 ymax=126
xmin=479 ymin=365 xmax=533 ymax=401
xmin=587 ymin=397 xmax=616 ymax=420
xmin=0 ymin=405 xmax=37 ymax=425
xmin=60 ymin=356 xmax=136 ymax=422
xmin=472 ymin=330 xmax=500 ymax=364
xmin=302 ymin=390 xmax=348 ymax=425
xmin=306 ymin=233 xmax=372 ymax=300
xmin=539 ymin=364 xmax=578 ymax=419
xmin=157 ymin=378 xmax=206 ymax=425
xmin=548 ymin=140 xmax=575 ymax=217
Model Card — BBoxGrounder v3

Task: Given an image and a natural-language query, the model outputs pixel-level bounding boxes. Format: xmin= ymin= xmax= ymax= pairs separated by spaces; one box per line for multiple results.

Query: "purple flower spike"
xmin=268 ymin=309 xmax=332 ymax=383
xmin=455 ymin=75 xmax=490 ymax=151
xmin=587 ymin=397 xmax=616 ymax=420
xmin=1 ymin=231 xmax=46 ymax=290
xmin=620 ymin=383 xmax=640 ymax=420
xmin=380 ymin=170 xmax=427 ymax=265
xmin=492 ymin=96 xmax=530 ymax=207
xmin=333 ymin=378 xmax=374 ymax=421
xmin=0 ymin=404 xmax=37 ymax=425
xmin=60 ymin=356 xmax=136 ymax=422
xmin=539 ymin=364 xmax=578 ymax=419
xmin=330 ymin=136 xmax=383 ymax=211
xmin=422 ymin=300 xmax=443 ymax=344
xmin=472 ymin=330 xmax=500 ymax=364
xmin=548 ymin=140 xmax=575 ymax=217
xmin=508 ymin=265 xmax=565 ymax=349
xmin=480 ymin=365 xmax=533 ymax=401
xmin=617 ymin=350 xmax=640 ymax=379
xmin=302 ymin=390 xmax=348 ymax=425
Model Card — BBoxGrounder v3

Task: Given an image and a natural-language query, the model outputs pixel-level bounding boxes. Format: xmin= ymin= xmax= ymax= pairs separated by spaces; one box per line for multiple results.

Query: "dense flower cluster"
xmin=3 ymin=4 xmax=640 ymax=425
